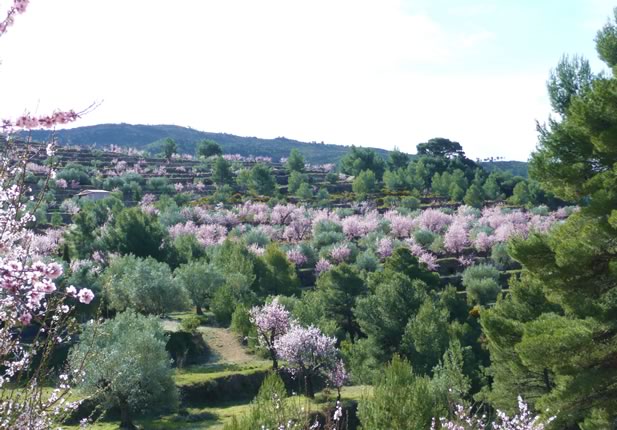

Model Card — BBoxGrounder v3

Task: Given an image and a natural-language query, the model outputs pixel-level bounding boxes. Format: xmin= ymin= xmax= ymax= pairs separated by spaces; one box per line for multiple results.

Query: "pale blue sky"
xmin=0 ymin=0 xmax=613 ymax=160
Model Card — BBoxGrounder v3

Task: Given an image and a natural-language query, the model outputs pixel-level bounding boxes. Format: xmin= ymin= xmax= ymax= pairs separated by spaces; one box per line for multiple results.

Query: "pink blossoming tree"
xmin=0 ymin=2 xmax=96 ymax=427
xmin=274 ymin=324 xmax=340 ymax=398
xmin=249 ymin=299 xmax=292 ymax=370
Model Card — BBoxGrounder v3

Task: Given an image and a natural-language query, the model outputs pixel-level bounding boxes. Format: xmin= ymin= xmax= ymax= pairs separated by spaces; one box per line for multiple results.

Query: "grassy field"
xmin=63 ymin=385 xmax=369 ymax=429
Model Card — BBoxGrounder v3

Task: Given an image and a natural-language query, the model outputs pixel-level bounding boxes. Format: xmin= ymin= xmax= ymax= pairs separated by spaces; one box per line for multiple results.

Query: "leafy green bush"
xmin=414 ymin=229 xmax=437 ymax=247
xmin=491 ymin=242 xmax=515 ymax=269
xmin=180 ymin=315 xmax=201 ymax=333
xmin=104 ymin=255 xmax=190 ymax=316
xmin=462 ymin=263 xmax=501 ymax=305
xmin=357 ymin=355 xmax=445 ymax=430
xmin=223 ymin=372 xmax=307 ymax=430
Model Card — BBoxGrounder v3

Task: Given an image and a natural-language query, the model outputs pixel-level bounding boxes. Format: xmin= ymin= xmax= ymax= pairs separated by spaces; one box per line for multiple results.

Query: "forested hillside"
xmin=29 ymin=123 xmax=387 ymax=164
xmin=28 ymin=123 xmax=527 ymax=175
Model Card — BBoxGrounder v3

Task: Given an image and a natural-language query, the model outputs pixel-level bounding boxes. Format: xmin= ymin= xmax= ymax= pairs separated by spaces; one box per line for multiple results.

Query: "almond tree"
xmin=0 ymin=2 xmax=96 ymax=428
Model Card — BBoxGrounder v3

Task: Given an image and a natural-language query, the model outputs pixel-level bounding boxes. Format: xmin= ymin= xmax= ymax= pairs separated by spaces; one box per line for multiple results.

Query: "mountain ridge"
xmin=28 ymin=123 xmax=528 ymax=175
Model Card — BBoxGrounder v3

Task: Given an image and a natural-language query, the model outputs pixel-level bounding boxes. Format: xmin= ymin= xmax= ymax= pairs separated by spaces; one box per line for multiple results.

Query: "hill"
xmin=29 ymin=124 xmax=528 ymax=175
xmin=479 ymin=160 xmax=529 ymax=177
xmin=29 ymin=123 xmax=391 ymax=165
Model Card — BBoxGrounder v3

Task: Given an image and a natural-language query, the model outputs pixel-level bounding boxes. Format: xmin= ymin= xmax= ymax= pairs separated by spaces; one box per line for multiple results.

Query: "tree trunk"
xmin=269 ymin=347 xmax=278 ymax=370
xmin=305 ymin=372 xmax=315 ymax=398
xmin=119 ymin=398 xmax=136 ymax=430
xmin=196 ymin=305 xmax=203 ymax=315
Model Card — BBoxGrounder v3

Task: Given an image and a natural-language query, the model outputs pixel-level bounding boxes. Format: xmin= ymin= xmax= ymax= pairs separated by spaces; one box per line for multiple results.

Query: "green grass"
xmin=62 ymin=386 xmax=368 ymax=429
xmin=174 ymin=362 xmax=271 ymax=386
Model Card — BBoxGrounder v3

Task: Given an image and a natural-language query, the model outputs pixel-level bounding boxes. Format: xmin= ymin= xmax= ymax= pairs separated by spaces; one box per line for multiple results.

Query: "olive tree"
xmin=69 ymin=311 xmax=178 ymax=429
xmin=104 ymin=255 xmax=190 ymax=316
xmin=174 ymin=260 xmax=225 ymax=314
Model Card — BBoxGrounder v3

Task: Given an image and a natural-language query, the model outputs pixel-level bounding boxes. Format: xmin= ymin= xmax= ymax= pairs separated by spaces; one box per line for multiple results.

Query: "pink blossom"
xmin=247 ymin=244 xmax=265 ymax=256
xmin=315 ymin=258 xmax=332 ymax=275
xmin=327 ymin=359 xmax=347 ymax=389
xmin=274 ymin=324 xmax=338 ymax=376
xmin=18 ymin=313 xmax=31 ymax=325
xmin=384 ymin=211 xmax=414 ymax=238
xmin=250 ymin=299 xmax=292 ymax=369
xmin=342 ymin=212 xmax=380 ymax=238
xmin=416 ymin=208 xmax=452 ymax=233
xmin=407 ymin=242 xmax=439 ymax=271
xmin=444 ymin=222 xmax=469 ymax=254
xmin=330 ymin=244 xmax=351 ymax=263
xmin=3 ymin=110 xmax=80 ymax=130
xmin=77 ymin=288 xmax=95 ymax=305
xmin=377 ymin=237 xmax=393 ymax=259
xmin=286 ymin=249 xmax=308 ymax=266
xmin=473 ymin=232 xmax=494 ymax=252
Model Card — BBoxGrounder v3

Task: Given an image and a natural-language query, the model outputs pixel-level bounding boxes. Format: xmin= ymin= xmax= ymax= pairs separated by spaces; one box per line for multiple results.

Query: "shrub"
xmin=223 ymin=372 xmax=307 ymax=430
xmin=414 ymin=229 xmax=437 ymax=247
xmin=104 ymin=255 xmax=190 ymax=316
xmin=357 ymin=355 xmax=445 ymax=430
xmin=356 ymin=250 xmax=380 ymax=272
xmin=462 ymin=263 xmax=501 ymax=306
xmin=180 ymin=315 xmax=201 ymax=333
xmin=491 ymin=242 xmax=515 ymax=269
xmin=401 ymin=195 xmax=421 ymax=210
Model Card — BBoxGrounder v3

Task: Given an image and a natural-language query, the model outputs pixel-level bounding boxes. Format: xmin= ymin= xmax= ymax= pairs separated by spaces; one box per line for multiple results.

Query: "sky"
xmin=0 ymin=0 xmax=614 ymax=161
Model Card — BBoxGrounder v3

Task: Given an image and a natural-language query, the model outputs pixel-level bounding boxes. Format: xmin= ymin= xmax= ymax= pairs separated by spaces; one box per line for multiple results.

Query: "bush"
xmin=166 ymin=330 xmax=210 ymax=368
xmin=356 ymin=250 xmax=380 ymax=272
xmin=211 ymin=274 xmax=257 ymax=326
xmin=180 ymin=315 xmax=201 ymax=333
xmin=104 ymin=255 xmax=190 ymax=316
xmin=491 ymin=242 xmax=515 ymax=269
xmin=414 ymin=229 xmax=437 ymax=247
xmin=357 ymin=355 xmax=445 ymax=429
xmin=462 ymin=263 xmax=501 ymax=306
xmin=224 ymin=372 xmax=309 ymax=430
xmin=401 ymin=196 xmax=421 ymax=210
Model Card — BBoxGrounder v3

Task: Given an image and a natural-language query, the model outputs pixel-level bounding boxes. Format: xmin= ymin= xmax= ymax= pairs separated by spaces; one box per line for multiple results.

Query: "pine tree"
xmin=482 ymin=9 xmax=617 ymax=426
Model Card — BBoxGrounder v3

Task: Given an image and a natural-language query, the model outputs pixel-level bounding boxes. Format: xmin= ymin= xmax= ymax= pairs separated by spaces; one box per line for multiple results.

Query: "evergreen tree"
xmin=357 ymin=355 xmax=445 ymax=430
xmin=212 ymin=156 xmax=234 ymax=186
xmin=340 ymin=146 xmax=386 ymax=179
xmin=464 ymin=183 xmax=484 ymax=208
xmin=249 ymin=163 xmax=276 ymax=196
xmin=315 ymin=263 xmax=367 ymax=341
xmin=352 ymin=169 xmax=377 ymax=198
xmin=484 ymin=11 xmax=617 ymax=426
xmin=387 ymin=147 xmax=410 ymax=171
xmin=196 ymin=139 xmax=222 ymax=158
xmin=162 ymin=138 xmax=177 ymax=159
xmin=285 ymin=148 xmax=305 ymax=172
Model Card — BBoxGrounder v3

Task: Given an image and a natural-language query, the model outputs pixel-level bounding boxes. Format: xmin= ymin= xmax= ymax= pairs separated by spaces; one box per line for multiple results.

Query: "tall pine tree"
xmin=482 ymin=9 xmax=617 ymax=428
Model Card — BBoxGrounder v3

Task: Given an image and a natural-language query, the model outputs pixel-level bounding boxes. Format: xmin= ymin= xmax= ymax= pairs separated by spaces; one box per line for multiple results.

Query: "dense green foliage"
xmin=104 ymin=255 xmax=189 ymax=316
xmin=480 ymin=11 xmax=617 ymax=427
xmin=69 ymin=311 xmax=178 ymax=429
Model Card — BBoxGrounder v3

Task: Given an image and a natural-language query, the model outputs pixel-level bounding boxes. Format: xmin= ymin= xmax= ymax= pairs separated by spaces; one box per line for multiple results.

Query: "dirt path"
xmin=199 ymin=325 xmax=255 ymax=364
xmin=162 ymin=319 xmax=255 ymax=364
